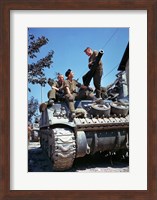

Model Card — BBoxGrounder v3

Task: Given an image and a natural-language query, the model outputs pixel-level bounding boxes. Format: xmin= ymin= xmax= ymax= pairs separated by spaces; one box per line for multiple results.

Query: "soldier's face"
xmin=58 ymin=75 xmax=64 ymax=82
xmin=85 ymin=48 xmax=92 ymax=56
xmin=69 ymin=71 xmax=74 ymax=79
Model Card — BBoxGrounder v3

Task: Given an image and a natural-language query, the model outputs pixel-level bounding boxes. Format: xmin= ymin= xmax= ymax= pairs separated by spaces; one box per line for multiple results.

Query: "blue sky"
xmin=28 ymin=28 xmax=129 ymax=105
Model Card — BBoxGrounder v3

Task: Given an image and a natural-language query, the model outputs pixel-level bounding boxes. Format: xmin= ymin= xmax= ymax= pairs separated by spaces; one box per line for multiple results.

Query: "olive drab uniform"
xmin=47 ymin=79 xmax=64 ymax=101
xmin=85 ymin=50 xmax=103 ymax=98
xmin=28 ymin=125 xmax=32 ymax=143
xmin=64 ymin=79 xmax=95 ymax=113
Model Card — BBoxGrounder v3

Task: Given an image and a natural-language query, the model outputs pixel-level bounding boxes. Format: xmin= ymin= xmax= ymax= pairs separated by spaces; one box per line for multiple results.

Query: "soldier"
xmin=64 ymin=69 xmax=96 ymax=117
xmin=83 ymin=47 xmax=103 ymax=99
xmin=28 ymin=123 xmax=32 ymax=144
xmin=47 ymin=74 xmax=65 ymax=104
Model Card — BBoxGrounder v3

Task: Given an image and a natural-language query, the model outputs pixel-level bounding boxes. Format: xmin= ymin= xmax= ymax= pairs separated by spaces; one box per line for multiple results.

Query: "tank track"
xmin=49 ymin=128 xmax=76 ymax=171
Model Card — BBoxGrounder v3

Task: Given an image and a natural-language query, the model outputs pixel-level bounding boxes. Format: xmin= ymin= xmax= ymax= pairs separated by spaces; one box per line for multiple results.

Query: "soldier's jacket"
xmin=48 ymin=78 xmax=64 ymax=90
xmin=54 ymin=80 xmax=64 ymax=90
xmin=47 ymin=78 xmax=64 ymax=100
xmin=64 ymin=79 xmax=81 ymax=94
xmin=89 ymin=50 xmax=103 ymax=70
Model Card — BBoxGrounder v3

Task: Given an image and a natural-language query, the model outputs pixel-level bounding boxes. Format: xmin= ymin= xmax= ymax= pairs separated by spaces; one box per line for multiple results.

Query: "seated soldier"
xmin=47 ymin=73 xmax=65 ymax=104
xmin=63 ymin=69 xmax=97 ymax=118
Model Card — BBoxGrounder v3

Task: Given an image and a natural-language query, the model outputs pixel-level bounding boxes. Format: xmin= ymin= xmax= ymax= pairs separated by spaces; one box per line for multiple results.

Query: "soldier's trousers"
xmin=47 ymin=89 xmax=56 ymax=100
xmin=93 ymin=69 xmax=103 ymax=98
xmin=65 ymin=93 xmax=77 ymax=113
xmin=82 ymin=67 xmax=103 ymax=98
xmin=65 ymin=90 xmax=95 ymax=113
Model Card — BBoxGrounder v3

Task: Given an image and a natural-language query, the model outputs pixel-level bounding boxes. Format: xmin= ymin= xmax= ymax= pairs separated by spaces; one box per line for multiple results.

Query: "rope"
xmin=101 ymin=28 xmax=119 ymax=49
xmin=102 ymin=64 xmax=118 ymax=80
xmin=77 ymin=28 xmax=119 ymax=80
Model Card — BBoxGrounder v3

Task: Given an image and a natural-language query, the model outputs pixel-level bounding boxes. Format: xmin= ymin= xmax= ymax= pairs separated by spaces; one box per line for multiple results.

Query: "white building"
xmin=117 ymin=43 xmax=129 ymax=99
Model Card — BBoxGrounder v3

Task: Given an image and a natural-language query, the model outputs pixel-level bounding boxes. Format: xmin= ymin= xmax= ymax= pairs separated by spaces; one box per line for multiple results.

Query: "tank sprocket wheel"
xmin=48 ymin=127 xmax=76 ymax=171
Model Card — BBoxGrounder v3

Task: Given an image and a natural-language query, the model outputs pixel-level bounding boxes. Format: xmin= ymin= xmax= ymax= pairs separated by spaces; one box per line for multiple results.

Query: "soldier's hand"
xmin=88 ymin=62 xmax=93 ymax=69
xmin=81 ymin=85 xmax=87 ymax=89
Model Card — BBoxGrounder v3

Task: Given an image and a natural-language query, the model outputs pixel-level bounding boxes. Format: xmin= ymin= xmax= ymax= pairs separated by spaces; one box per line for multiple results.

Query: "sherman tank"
xmin=39 ymin=50 xmax=129 ymax=171
xmin=39 ymin=94 xmax=129 ymax=171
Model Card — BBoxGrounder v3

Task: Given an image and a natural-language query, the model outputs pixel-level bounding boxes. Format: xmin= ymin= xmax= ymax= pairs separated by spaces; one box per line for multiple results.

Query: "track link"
xmin=48 ymin=128 xmax=76 ymax=171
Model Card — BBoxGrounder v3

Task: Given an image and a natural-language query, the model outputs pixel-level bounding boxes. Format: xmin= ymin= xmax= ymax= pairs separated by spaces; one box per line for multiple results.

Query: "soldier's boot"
xmin=47 ymin=98 xmax=55 ymax=106
xmin=94 ymin=98 xmax=103 ymax=104
xmin=69 ymin=112 xmax=76 ymax=120
xmin=95 ymin=89 xmax=102 ymax=99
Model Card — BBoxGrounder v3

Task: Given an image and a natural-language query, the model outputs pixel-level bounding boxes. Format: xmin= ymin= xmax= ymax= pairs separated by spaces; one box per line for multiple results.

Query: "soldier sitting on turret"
xmin=63 ymin=69 xmax=98 ymax=118
xmin=47 ymin=73 xmax=65 ymax=104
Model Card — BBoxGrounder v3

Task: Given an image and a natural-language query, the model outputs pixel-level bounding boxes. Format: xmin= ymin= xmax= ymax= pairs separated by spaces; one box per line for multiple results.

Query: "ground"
xmin=28 ymin=142 xmax=129 ymax=172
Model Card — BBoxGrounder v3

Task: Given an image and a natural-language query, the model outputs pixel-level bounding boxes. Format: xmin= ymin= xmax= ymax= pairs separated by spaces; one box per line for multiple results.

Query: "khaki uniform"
xmin=88 ymin=50 xmax=103 ymax=98
xmin=47 ymin=80 xmax=64 ymax=101
xmin=64 ymin=79 xmax=95 ymax=112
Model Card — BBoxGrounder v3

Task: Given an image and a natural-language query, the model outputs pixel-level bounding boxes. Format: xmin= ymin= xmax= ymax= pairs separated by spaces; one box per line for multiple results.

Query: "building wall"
xmin=118 ymin=56 xmax=129 ymax=99
xmin=125 ymin=59 xmax=129 ymax=95
xmin=118 ymin=71 xmax=128 ymax=99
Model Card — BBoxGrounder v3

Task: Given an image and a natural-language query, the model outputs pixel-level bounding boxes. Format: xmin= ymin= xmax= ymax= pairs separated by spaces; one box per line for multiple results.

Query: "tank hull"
xmin=39 ymin=100 xmax=129 ymax=171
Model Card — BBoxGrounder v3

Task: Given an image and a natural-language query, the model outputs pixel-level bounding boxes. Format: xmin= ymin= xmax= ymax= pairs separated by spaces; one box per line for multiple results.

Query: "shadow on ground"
xmin=28 ymin=144 xmax=129 ymax=172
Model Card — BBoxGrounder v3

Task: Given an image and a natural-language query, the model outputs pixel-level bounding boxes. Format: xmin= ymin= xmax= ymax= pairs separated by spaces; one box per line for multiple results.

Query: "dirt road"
xmin=28 ymin=142 xmax=129 ymax=172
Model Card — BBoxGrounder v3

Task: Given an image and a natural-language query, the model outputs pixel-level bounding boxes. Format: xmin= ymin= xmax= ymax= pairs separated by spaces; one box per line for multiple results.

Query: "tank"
xmin=39 ymin=52 xmax=129 ymax=171
xmin=39 ymin=95 xmax=129 ymax=171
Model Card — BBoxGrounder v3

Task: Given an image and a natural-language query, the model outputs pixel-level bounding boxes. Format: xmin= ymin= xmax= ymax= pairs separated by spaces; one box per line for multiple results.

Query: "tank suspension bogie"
xmin=75 ymin=129 xmax=129 ymax=156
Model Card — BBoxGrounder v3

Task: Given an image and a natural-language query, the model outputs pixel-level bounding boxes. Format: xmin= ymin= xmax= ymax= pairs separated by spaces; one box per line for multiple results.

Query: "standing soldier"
xmin=83 ymin=47 xmax=103 ymax=99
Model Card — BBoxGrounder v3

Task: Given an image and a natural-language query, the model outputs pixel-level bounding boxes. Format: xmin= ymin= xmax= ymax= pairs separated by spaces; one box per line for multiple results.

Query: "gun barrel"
xmin=94 ymin=50 xmax=104 ymax=65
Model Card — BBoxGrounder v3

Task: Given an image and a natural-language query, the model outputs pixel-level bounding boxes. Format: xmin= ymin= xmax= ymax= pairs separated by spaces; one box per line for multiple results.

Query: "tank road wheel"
xmin=48 ymin=128 xmax=76 ymax=171
xmin=91 ymin=103 xmax=111 ymax=117
xmin=110 ymin=102 xmax=129 ymax=117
